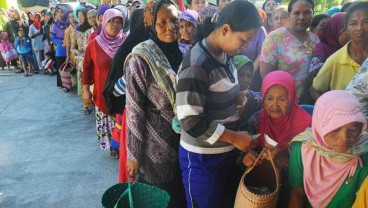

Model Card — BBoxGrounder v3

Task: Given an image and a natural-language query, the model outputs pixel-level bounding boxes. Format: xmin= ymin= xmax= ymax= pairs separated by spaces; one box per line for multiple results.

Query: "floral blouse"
xmin=260 ymin=27 xmax=320 ymax=102
xmin=346 ymin=59 xmax=368 ymax=121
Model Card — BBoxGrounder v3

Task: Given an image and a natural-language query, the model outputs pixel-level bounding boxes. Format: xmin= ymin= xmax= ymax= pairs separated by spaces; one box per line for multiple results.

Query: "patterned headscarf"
xmin=143 ymin=0 xmax=176 ymax=34
xmin=51 ymin=6 xmax=70 ymax=39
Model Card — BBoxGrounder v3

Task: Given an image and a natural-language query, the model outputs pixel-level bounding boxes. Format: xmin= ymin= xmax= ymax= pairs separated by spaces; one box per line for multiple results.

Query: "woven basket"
xmin=101 ymin=178 xmax=170 ymax=208
xmin=234 ymin=149 xmax=280 ymax=208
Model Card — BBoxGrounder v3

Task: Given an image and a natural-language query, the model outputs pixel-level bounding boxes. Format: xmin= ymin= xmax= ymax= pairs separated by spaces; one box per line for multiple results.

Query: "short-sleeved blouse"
xmin=289 ymin=142 xmax=368 ymax=208
xmin=260 ymin=28 xmax=319 ymax=102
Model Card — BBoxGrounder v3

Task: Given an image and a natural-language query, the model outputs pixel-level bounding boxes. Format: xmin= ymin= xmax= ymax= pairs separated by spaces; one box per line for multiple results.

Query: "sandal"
xmin=81 ymin=107 xmax=91 ymax=115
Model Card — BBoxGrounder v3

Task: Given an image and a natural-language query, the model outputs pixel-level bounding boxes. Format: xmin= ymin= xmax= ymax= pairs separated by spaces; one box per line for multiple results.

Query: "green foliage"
xmin=281 ymin=0 xmax=344 ymax=14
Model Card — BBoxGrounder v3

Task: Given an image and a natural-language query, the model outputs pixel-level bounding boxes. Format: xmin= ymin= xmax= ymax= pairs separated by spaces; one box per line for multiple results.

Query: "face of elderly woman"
xmin=324 ymin=122 xmax=362 ymax=153
xmin=87 ymin=12 xmax=97 ymax=27
xmin=106 ymin=17 xmax=124 ymax=37
xmin=155 ymin=4 xmax=179 ymax=43
xmin=264 ymin=85 xmax=290 ymax=119
xmin=289 ymin=0 xmax=313 ymax=33
xmin=346 ymin=9 xmax=368 ymax=43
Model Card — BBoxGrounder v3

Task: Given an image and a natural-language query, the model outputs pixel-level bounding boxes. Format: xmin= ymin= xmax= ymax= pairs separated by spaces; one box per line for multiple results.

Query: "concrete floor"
xmin=0 ymin=69 xmax=118 ymax=208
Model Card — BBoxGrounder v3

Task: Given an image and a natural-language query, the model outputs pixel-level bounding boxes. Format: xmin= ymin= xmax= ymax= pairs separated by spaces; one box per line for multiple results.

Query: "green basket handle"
xmin=114 ymin=175 xmax=141 ymax=208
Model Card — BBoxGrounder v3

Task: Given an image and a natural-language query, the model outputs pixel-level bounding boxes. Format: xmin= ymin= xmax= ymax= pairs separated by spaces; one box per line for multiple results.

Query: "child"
xmin=14 ymin=30 xmax=34 ymax=76
xmin=0 ymin=32 xmax=18 ymax=70
xmin=41 ymin=51 xmax=55 ymax=75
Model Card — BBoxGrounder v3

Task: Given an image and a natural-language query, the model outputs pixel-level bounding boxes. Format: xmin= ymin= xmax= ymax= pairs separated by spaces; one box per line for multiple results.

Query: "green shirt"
xmin=289 ymin=142 xmax=368 ymax=208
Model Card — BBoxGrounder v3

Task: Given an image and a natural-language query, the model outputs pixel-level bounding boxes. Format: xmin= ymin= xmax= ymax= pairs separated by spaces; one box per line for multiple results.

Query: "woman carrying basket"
xmin=176 ymin=1 xmax=260 ymax=207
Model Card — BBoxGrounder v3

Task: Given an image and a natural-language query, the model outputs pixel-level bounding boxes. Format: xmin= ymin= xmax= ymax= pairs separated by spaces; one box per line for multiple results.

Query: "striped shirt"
xmin=113 ymin=76 xmax=126 ymax=97
xmin=176 ymin=40 xmax=241 ymax=154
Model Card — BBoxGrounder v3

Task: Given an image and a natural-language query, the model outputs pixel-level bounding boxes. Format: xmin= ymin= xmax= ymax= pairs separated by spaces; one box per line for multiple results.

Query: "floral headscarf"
xmin=143 ymin=0 xmax=176 ymax=34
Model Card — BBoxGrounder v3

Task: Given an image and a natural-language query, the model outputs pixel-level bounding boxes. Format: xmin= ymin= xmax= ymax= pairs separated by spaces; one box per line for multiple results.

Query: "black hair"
xmin=345 ymin=1 xmax=368 ymax=28
xmin=262 ymin=0 xmax=277 ymax=12
xmin=45 ymin=51 xmax=55 ymax=60
xmin=187 ymin=0 xmax=192 ymax=6
xmin=288 ymin=0 xmax=314 ymax=13
xmin=310 ymin=14 xmax=329 ymax=29
xmin=341 ymin=2 xmax=352 ymax=12
xmin=67 ymin=10 xmax=73 ymax=15
xmin=194 ymin=0 xmax=261 ymax=42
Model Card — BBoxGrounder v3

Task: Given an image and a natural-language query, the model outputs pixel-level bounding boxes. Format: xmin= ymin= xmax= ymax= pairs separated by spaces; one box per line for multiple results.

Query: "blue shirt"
xmin=14 ymin=37 xmax=32 ymax=54
xmin=51 ymin=34 xmax=66 ymax=57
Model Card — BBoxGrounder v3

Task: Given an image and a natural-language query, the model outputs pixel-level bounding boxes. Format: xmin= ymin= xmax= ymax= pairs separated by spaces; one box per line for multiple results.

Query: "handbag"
xmin=234 ymin=148 xmax=280 ymax=208
xmin=101 ymin=175 xmax=170 ymax=208
xmin=59 ymin=61 xmax=75 ymax=90
xmin=1 ymin=48 xmax=18 ymax=62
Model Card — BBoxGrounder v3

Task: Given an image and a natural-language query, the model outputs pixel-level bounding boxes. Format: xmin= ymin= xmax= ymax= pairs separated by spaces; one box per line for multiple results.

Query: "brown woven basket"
xmin=234 ymin=149 xmax=280 ymax=208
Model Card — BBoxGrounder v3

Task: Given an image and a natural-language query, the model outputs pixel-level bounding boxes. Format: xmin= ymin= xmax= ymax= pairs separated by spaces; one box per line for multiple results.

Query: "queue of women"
xmin=1 ymin=0 xmax=368 ymax=207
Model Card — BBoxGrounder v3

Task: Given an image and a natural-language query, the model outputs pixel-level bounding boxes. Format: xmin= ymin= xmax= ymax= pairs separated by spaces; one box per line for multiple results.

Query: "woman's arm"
xmin=309 ymin=86 xmax=323 ymax=101
xmin=260 ymin=61 xmax=276 ymax=77
xmin=82 ymin=43 xmax=94 ymax=103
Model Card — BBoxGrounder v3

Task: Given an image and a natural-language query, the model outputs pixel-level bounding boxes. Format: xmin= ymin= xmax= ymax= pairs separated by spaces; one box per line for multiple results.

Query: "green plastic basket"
xmin=101 ymin=178 xmax=170 ymax=208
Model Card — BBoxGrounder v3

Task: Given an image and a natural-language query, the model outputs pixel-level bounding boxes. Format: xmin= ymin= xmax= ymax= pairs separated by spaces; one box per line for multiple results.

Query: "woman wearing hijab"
xmin=289 ymin=90 xmax=368 ymax=208
xmin=51 ymin=6 xmax=69 ymax=87
xmin=103 ymin=8 xmax=149 ymax=183
xmin=124 ymin=0 xmax=185 ymax=206
xmin=82 ymin=9 xmax=126 ymax=157
xmin=113 ymin=5 xmax=130 ymax=34
xmin=29 ymin=13 xmax=44 ymax=74
xmin=244 ymin=70 xmax=311 ymax=206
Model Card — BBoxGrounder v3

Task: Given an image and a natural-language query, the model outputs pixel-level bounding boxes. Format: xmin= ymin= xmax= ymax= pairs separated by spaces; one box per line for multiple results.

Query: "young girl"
xmin=0 ymin=32 xmax=18 ymax=70
xmin=14 ymin=30 xmax=34 ymax=76
xmin=176 ymin=1 xmax=261 ymax=207
xmin=41 ymin=51 xmax=55 ymax=74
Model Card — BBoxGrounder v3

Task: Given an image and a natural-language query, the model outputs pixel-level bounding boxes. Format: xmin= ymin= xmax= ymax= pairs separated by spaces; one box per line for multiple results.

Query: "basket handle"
xmin=113 ymin=175 xmax=139 ymax=208
xmin=244 ymin=148 xmax=279 ymax=181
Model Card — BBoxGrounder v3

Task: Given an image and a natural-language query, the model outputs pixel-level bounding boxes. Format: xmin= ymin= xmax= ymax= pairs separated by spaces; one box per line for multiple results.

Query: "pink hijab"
xmin=95 ymin=9 xmax=126 ymax=59
xmin=302 ymin=90 xmax=367 ymax=208
xmin=258 ymin=71 xmax=311 ymax=149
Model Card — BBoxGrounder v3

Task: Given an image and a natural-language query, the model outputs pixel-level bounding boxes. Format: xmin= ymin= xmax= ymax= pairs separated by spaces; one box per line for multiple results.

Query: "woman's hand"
xmin=242 ymin=151 xmax=259 ymax=167
xmin=127 ymin=160 xmax=140 ymax=178
xmin=82 ymin=86 xmax=93 ymax=104
xmin=237 ymin=90 xmax=249 ymax=115
xmin=263 ymin=142 xmax=279 ymax=161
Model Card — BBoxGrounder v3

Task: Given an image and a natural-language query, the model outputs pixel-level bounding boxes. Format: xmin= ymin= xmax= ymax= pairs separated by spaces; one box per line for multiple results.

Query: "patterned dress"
xmin=260 ymin=28 xmax=320 ymax=102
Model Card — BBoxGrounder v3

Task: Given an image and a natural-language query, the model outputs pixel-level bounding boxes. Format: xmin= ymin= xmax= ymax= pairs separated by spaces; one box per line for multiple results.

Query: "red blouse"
xmin=82 ymin=39 xmax=112 ymax=115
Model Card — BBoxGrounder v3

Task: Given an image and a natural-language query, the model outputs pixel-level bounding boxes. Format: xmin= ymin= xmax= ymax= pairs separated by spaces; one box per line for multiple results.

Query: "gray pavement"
xmin=0 ymin=69 xmax=118 ymax=208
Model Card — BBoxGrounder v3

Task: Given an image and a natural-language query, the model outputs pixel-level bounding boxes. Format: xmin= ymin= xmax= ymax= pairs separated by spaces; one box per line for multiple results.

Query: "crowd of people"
xmin=1 ymin=0 xmax=368 ymax=207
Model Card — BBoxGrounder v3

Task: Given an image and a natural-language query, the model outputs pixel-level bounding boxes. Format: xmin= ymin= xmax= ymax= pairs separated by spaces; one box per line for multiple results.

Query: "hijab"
xmin=143 ymin=0 xmax=182 ymax=71
xmin=313 ymin=12 xmax=346 ymax=61
xmin=114 ymin=5 xmax=130 ymax=34
xmin=32 ymin=13 xmax=42 ymax=30
xmin=302 ymin=90 xmax=367 ymax=208
xmin=73 ymin=5 xmax=85 ymax=21
xmin=103 ymin=8 xmax=149 ymax=115
xmin=97 ymin=4 xmax=111 ymax=35
xmin=51 ymin=6 xmax=70 ymax=39
xmin=258 ymin=71 xmax=312 ymax=149
xmin=76 ymin=8 xmax=91 ymax=32
xmin=95 ymin=9 xmax=127 ymax=59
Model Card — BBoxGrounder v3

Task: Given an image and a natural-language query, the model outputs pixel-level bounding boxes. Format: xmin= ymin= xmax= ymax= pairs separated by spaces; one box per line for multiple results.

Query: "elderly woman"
xmin=272 ymin=5 xmax=289 ymax=29
xmin=288 ymin=90 xmax=368 ymax=208
xmin=176 ymin=1 xmax=261 ymax=207
xmin=260 ymin=0 xmax=319 ymax=103
xmin=83 ymin=9 xmax=97 ymax=47
xmin=311 ymin=2 xmax=368 ymax=100
xmin=82 ymin=9 xmax=126 ymax=157
xmin=124 ymin=0 xmax=185 ymax=206
xmin=178 ymin=10 xmax=197 ymax=55
xmin=51 ymin=6 xmax=69 ymax=87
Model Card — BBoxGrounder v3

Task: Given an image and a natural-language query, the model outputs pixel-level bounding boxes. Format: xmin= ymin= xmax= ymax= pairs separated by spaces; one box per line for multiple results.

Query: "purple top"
xmin=240 ymin=26 xmax=267 ymax=61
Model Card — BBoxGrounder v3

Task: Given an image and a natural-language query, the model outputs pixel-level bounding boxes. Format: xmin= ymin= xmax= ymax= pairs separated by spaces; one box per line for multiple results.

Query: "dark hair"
xmin=345 ymin=1 xmax=368 ymax=28
xmin=310 ymin=14 xmax=329 ymax=29
xmin=194 ymin=0 xmax=261 ymax=42
xmin=67 ymin=10 xmax=73 ymax=15
xmin=45 ymin=51 xmax=55 ymax=59
xmin=262 ymin=0 xmax=276 ymax=12
xmin=187 ymin=0 xmax=192 ymax=6
xmin=288 ymin=0 xmax=314 ymax=13
xmin=341 ymin=2 xmax=352 ymax=12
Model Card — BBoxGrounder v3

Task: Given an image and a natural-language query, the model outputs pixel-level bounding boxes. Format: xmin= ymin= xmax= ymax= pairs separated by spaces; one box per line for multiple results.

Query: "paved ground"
xmin=0 ymin=69 xmax=118 ymax=208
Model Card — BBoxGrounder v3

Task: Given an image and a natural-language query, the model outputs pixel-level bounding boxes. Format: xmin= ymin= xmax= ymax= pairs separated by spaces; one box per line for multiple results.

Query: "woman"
xmin=346 ymin=59 xmax=368 ymax=122
xmin=29 ymin=13 xmax=44 ymax=74
xmin=260 ymin=0 xmax=319 ymax=103
xmin=309 ymin=14 xmax=330 ymax=40
xmin=124 ymin=0 xmax=185 ymax=206
xmin=244 ymin=70 xmax=311 ymax=206
xmin=262 ymin=0 xmax=277 ymax=32
xmin=178 ymin=10 xmax=197 ymax=55
xmin=113 ymin=5 xmax=130 ymax=34
xmin=51 ymin=6 xmax=69 ymax=87
xmin=103 ymin=8 xmax=149 ymax=183
xmin=82 ymin=9 xmax=126 ymax=157
xmin=63 ymin=11 xmax=77 ymax=69
xmin=272 ymin=5 xmax=289 ymax=29
xmin=176 ymin=1 xmax=260 ymax=207
xmin=83 ymin=9 xmax=97 ymax=49
xmin=288 ymin=90 xmax=368 ymax=208
xmin=188 ymin=0 xmax=207 ymax=12
xmin=311 ymin=2 xmax=368 ymax=100
xmin=42 ymin=11 xmax=54 ymax=54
